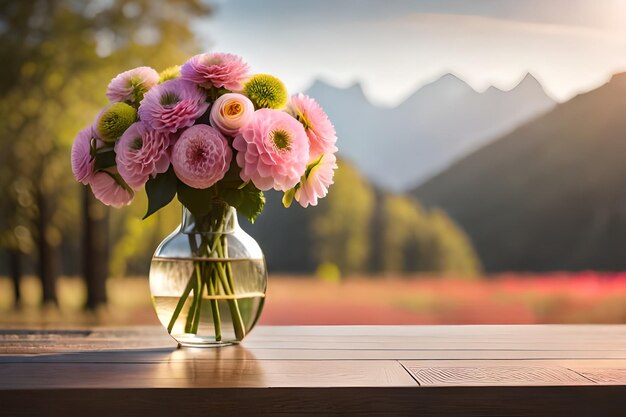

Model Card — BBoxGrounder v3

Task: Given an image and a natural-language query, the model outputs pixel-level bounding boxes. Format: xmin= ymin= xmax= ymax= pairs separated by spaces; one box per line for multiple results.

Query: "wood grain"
xmin=2 ymin=325 xmax=626 ymax=416
xmin=575 ymin=369 xmax=626 ymax=384
xmin=0 ymin=360 xmax=416 ymax=389
xmin=405 ymin=364 xmax=589 ymax=386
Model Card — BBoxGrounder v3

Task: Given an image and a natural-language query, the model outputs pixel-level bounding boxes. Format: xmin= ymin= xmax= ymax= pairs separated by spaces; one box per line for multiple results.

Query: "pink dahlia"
xmin=115 ymin=122 xmax=171 ymax=189
xmin=106 ymin=66 xmax=159 ymax=104
xmin=233 ymin=109 xmax=309 ymax=191
xmin=171 ymin=124 xmax=231 ymax=189
xmin=181 ymin=52 xmax=250 ymax=90
xmin=89 ymin=172 xmax=134 ymax=208
xmin=210 ymin=93 xmax=254 ymax=136
xmin=138 ymin=79 xmax=209 ymax=133
xmin=71 ymin=125 xmax=97 ymax=184
xmin=295 ymin=153 xmax=337 ymax=208
xmin=287 ymin=93 xmax=337 ymax=161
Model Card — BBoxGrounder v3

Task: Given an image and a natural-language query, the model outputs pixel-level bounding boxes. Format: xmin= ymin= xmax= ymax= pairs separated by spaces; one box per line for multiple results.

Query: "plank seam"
xmin=397 ymin=361 xmax=421 ymax=386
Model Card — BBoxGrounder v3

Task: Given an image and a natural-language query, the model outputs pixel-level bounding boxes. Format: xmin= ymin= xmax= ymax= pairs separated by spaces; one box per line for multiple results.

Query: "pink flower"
xmin=233 ymin=109 xmax=309 ymax=191
xmin=106 ymin=66 xmax=159 ymax=104
xmin=171 ymin=124 xmax=231 ymax=189
xmin=115 ymin=122 xmax=171 ymax=189
xmin=71 ymin=125 xmax=96 ymax=184
xmin=138 ymin=79 xmax=209 ymax=133
xmin=295 ymin=153 xmax=337 ymax=208
xmin=210 ymin=93 xmax=254 ymax=136
xmin=89 ymin=172 xmax=134 ymax=208
xmin=287 ymin=93 xmax=337 ymax=161
xmin=181 ymin=52 xmax=250 ymax=90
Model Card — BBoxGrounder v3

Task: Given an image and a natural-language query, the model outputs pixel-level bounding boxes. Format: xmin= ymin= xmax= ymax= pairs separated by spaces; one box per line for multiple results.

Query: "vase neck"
xmin=181 ymin=203 xmax=238 ymax=234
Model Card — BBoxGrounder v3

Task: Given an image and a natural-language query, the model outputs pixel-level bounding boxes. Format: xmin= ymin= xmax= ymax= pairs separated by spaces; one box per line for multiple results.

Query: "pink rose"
xmin=209 ymin=93 xmax=254 ymax=136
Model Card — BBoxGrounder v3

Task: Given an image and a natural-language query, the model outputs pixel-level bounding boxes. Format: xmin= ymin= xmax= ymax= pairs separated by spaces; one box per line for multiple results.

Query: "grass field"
xmin=1 ymin=272 xmax=625 ymax=325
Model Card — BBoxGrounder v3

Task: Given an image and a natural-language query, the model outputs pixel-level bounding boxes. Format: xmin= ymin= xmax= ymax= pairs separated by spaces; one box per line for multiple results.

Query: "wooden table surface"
xmin=1 ymin=325 xmax=626 ymax=416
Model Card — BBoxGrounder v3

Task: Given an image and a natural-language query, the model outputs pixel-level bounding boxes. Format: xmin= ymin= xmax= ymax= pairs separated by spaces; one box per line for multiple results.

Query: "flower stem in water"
xmin=167 ymin=271 xmax=195 ymax=334
xmin=207 ymin=264 xmax=222 ymax=341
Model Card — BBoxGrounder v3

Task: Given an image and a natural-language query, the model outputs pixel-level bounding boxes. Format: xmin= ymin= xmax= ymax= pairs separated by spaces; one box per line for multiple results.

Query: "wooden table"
xmin=1 ymin=325 xmax=626 ymax=416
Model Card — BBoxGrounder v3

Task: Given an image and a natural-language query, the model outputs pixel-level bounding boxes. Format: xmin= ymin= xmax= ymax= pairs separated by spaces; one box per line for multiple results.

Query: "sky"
xmin=194 ymin=0 xmax=626 ymax=106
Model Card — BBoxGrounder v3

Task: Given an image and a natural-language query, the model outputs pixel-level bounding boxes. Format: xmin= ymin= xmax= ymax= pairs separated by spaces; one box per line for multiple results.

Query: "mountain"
xmin=413 ymin=73 xmax=626 ymax=272
xmin=306 ymin=73 xmax=555 ymax=191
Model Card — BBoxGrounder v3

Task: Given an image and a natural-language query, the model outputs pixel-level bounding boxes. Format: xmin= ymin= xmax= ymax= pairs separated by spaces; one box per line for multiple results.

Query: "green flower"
xmin=242 ymin=74 xmax=288 ymax=109
xmin=159 ymin=66 xmax=181 ymax=84
xmin=96 ymin=102 xmax=137 ymax=143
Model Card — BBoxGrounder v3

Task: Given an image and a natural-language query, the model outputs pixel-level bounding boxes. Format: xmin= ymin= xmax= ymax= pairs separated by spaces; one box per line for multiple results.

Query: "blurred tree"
xmin=311 ymin=160 xmax=375 ymax=274
xmin=0 ymin=0 xmax=210 ymax=308
xmin=422 ymin=208 xmax=482 ymax=277
xmin=380 ymin=195 xmax=481 ymax=277
xmin=380 ymin=194 xmax=424 ymax=273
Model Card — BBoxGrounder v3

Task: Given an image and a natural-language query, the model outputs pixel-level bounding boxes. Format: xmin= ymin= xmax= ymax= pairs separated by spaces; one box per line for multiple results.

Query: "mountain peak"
xmin=400 ymin=73 xmax=474 ymax=107
xmin=308 ymin=79 xmax=364 ymax=92
xmin=610 ymin=71 xmax=626 ymax=79
xmin=307 ymin=79 xmax=335 ymax=93
xmin=487 ymin=72 xmax=553 ymax=101
xmin=307 ymin=79 xmax=368 ymax=101
xmin=485 ymin=85 xmax=506 ymax=94
xmin=609 ymin=72 xmax=626 ymax=86
xmin=345 ymin=80 xmax=366 ymax=95
xmin=520 ymin=72 xmax=539 ymax=82
xmin=509 ymin=72 xmax=547 ymax=94
xmin=481 ymin=74 xmax=542 ymax=95
xmin=428 ymin=73 xmax=473 ymax=90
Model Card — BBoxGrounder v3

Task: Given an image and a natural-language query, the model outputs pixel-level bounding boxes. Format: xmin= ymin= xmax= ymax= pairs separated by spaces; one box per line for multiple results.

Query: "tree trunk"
xmin=83 ymin=186 xmax=109 ymax=310
xmin=369 ymin=189 xmax=385 ymax=273
xmin=36 ymin=189 xmax=58 ymax=305
xmin=8 ymin=249 xmax=22 ymax=307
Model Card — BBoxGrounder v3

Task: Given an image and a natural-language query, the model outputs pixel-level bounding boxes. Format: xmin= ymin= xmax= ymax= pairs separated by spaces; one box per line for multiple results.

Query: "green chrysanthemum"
xmin=96 ymin=102 xmax=137 ymax=143
xmin=243 ymin=74 xmax=288 ymax=109
xmin=159 ymin=65 xmax=181 ymax=84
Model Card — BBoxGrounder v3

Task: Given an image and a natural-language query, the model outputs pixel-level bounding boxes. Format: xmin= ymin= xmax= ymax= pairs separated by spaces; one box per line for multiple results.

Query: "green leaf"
xmin=221 ymin=182 xmax=265 ymax=223
xmin=89 ymin=138 xmax=98 ymax=159
xmin=94 ymin=148 xmax=116 ymax=170
xmin=176 ymin=181 xmax=217 ymax=218
xmin=220 ymin=156 xmax=245 ymax=188
xmin=213 ymin=158 xmax=265 ymax=222
xmin=282 ymin=188 xmax=295 ymax=208
xmin=143 ymin=167 xmax=178 ymax=219
xmin=206 ymin=86 xmax=231 ymax=103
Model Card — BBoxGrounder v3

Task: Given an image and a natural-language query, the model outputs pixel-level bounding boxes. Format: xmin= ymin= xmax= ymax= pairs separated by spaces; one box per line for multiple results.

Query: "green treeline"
xmin=247 ymin=160 xmax=482 ymax=277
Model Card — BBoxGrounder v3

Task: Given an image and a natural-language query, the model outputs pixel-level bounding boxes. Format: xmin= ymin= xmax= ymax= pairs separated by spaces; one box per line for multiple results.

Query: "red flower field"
xmin=1 ymin=272 xmax=625 ymax=325
xmin=260 ymin=272 xmax=626 ymax=325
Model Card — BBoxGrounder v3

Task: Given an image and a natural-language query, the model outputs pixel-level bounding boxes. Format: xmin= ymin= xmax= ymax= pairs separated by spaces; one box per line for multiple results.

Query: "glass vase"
xmin=149 ymin=202 xmax=267 ymax=347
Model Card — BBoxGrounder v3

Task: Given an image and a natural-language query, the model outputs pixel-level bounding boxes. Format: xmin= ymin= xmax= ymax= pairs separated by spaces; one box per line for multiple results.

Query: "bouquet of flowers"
xmin=71 ymin=52 xmax=337 ymax=343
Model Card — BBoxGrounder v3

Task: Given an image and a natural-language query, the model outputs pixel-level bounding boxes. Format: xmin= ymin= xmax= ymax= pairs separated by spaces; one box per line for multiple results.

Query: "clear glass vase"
xmin=149 ymin=202 xmax=267 ymax=347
